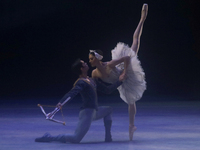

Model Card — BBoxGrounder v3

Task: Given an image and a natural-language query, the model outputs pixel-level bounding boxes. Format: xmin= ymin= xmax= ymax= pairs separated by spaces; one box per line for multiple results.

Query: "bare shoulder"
xmin=91 ymin=69 xmax=98 ymax=78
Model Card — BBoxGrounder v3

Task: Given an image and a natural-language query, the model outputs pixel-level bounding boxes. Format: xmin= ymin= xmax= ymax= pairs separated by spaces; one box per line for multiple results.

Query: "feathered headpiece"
xmin=89 ymin=50 xmax=103 ymax=60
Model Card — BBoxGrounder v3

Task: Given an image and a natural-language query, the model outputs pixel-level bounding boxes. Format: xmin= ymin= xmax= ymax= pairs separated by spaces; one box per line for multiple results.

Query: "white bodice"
xmin=101 ymin=66 xmax=122 ymax=84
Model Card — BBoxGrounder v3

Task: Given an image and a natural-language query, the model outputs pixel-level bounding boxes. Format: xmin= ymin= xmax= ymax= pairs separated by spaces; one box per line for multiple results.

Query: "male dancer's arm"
xmin=56 ymin=80 xmax=85 ymax=108
xmin=43 ymin=80 xmax=86 ymax=123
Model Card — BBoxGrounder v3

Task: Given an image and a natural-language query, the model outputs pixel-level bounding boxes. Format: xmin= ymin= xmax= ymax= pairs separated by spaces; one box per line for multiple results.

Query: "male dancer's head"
xmin=72 ymin=59 xmax=89 ymax=77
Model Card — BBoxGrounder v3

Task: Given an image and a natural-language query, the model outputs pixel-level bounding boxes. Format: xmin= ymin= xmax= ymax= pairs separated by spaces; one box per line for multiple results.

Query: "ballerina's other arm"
xmin=108 ymin=56 xmax=130 ymax=78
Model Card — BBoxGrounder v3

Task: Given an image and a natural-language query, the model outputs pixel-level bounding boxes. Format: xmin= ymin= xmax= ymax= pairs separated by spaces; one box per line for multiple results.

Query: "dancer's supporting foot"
xmin=129 ymin=125 xmax=137 ymax=141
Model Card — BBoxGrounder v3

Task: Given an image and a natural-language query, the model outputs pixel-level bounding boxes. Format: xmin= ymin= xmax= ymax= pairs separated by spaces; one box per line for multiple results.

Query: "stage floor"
xmin=0 ymin=96 xmax=200 ymax=150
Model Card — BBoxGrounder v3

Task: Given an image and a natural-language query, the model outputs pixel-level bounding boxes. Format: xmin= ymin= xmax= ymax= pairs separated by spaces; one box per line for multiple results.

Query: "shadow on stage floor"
xmin=0 ymin=96 xmax=200 ymax=150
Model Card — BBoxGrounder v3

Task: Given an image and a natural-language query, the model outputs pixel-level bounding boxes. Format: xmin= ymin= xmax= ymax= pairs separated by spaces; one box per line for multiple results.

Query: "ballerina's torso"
xmin=94 ymin=63 xmax=122 ymax=84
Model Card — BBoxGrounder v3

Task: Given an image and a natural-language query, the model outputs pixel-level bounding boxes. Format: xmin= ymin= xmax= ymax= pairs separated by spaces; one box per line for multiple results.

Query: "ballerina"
xmin=89 ymin=4 xmax=148 ymax=140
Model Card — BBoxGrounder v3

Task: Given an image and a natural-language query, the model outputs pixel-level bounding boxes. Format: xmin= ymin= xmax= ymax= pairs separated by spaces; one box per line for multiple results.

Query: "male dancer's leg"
xmin=93 ymin=106 xmax=113 ymax=142
xmin=72 ymin=109 xmax=95 ymax=143
xmin=56 ymin=107 xmax=112 ymax=143
xmin=35 ymin=109 xmax=95 ymax=143
xmin=93 ymin=106 xmax=112 ymax=121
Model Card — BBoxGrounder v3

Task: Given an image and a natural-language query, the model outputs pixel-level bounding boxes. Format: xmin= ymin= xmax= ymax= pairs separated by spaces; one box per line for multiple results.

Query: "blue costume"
xmin=35 ymin=77 xmax=122 ymax=143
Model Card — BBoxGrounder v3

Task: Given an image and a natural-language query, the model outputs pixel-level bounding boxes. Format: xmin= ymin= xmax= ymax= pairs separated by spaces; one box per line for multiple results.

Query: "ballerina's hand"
xmin=119 ymin=72 xmax=127 ymax=82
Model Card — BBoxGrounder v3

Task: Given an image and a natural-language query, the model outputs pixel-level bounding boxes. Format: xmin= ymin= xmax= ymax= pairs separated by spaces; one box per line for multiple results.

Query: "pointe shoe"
xmin=129 ymin=125 xmax=137 ymax=141
xmin=141 ymin=4 xmax=148 ymax=21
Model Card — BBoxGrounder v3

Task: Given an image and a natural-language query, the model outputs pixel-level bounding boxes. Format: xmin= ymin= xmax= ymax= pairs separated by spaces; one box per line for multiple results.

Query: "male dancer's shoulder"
xmin=73 ymin=78 xmax=87 ymax=87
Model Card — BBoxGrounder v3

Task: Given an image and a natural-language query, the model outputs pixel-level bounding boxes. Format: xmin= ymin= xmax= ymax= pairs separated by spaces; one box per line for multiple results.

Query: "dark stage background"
xmin=0 ymin=0 xmax=199 ymax=105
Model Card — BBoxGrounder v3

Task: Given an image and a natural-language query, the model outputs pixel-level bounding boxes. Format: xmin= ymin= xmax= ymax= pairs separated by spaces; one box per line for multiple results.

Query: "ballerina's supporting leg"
xmin=131 ymin=3 xmax=148 ymax=55
xmin=128 ymin=103 xmax=137 ymax=140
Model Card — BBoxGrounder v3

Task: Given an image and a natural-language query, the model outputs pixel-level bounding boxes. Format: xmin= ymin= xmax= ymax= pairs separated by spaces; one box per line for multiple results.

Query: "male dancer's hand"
xmin=56 ymin=102 xmax=62 ymax=109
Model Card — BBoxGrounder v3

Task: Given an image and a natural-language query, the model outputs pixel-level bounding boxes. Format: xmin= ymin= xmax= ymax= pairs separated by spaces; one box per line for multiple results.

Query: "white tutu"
xmin=102 ymin=42 xmax=146 ymax=104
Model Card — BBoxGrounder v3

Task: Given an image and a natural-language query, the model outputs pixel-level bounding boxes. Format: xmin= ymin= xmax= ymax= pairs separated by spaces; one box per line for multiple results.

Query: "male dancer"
xmin=35 ymin=59 xmax=125 ymax=143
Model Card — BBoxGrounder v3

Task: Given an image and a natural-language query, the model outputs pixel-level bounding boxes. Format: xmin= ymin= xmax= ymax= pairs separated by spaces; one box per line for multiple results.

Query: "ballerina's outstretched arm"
xmin=108 ymin=56 xmax=130 ymax=78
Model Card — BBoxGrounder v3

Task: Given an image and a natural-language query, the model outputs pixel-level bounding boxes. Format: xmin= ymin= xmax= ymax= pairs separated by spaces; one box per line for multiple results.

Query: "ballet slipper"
xmin=141 ymin=4 xmax=148 ymax=21
xmin=129 ymin=125 xmax=137 ymax=141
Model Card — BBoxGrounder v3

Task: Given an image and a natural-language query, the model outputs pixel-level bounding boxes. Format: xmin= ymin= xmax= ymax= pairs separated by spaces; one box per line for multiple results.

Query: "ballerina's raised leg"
xmin=129 ymin=3 xmax=148 ymax=141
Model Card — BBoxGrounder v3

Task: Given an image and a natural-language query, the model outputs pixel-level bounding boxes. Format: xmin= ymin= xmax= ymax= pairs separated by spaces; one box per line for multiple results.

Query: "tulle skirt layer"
xmin=111 ymin=42 xmax=146 ymax=104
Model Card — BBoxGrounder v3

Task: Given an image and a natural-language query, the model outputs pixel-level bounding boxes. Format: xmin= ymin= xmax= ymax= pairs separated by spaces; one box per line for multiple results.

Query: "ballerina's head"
xmin=89 ymin=50 xmax=103 ymax=67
